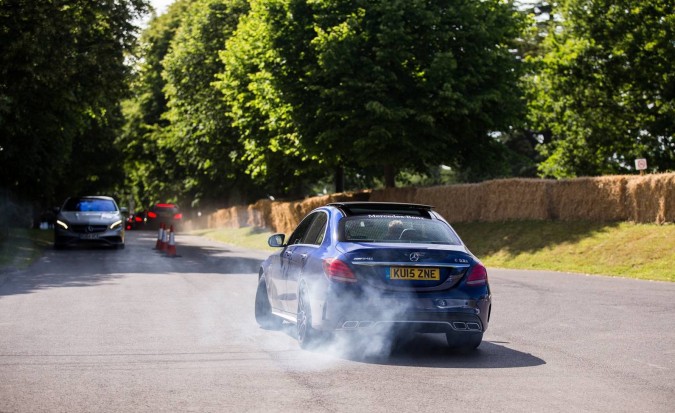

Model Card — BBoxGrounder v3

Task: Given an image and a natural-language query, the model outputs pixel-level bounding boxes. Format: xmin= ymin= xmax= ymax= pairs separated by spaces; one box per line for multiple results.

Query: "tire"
xmin=446 ymin=332 xmax=483 ymax=351
xmin=116 ymin=243 xmax=125 ymax=250
xmin=255 ymin=277 xmax=282 ymax=330
xmin=297 ymin=286 xmax=319 ymax=349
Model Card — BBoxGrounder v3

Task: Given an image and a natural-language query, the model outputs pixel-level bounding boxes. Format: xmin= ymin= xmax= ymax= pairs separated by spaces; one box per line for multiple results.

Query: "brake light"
xmin=323 ymin=258 xmax=357 ymax=283
xmin=173 ymin=213 xmax=182 ymax=220
xmin=466 ymin=263 xmax=488 ymax=286
xmin=147 ymin=211 xmax=157 ymax=218
xmin=135 ymin=216 xmax=143 ymax=222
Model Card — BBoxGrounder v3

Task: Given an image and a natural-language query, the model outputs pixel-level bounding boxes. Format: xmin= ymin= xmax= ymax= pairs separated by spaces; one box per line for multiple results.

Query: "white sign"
xmin=635 ymin=158 xmax=648 ymax=171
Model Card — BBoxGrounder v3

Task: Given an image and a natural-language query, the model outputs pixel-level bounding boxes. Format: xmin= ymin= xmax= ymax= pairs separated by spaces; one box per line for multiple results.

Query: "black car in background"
xmin=255 ymin=202 xmax=491 ymax=351
xmin=146 ymin=203 xmax=182 ymax=230
xmin=54 ymin=196 xmax=127 ymax=249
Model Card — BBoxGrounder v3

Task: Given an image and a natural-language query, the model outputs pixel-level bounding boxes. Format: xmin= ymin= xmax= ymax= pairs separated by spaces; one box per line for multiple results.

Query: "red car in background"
xmin=146 ymin=203 xmax=182 ymax=230
xmin=125 ymin=211 xmax=147 ymax=230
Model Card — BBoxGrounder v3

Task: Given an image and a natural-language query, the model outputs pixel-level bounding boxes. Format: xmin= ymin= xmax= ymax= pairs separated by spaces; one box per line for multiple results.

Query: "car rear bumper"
xmin=319 ymin=291 xmax=491 ymax=334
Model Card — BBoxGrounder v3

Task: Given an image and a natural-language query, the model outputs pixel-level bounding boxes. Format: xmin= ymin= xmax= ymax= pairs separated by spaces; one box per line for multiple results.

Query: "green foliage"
xmin=162 ymin=0 xmax=255 ymax=207
xmin=118 ymin=0 xmax=191 ymax=209
xmin=0 ymin=0 xmax=150 ymax=207
xmin=527 ymin=0 xmax=675 ymax=177
xmin=216 ymin=0 xmax=324 ymax=198
xmin=258 ymin=0 xmax=526 ymax=184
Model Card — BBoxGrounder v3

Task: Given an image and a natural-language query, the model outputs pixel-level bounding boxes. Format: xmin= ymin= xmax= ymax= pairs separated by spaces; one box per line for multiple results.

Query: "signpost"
xmin=635 ymin=158 xmax=647 ymax=175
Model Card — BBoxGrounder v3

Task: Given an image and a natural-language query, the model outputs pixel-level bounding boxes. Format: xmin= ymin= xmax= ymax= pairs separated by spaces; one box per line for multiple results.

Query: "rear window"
xmin=341 ymin=216 xmax=461 ymax=245
xmin=63 ymin=198 xmax=117 ymax=212
xmin=152 ymin=204 xmax=179 ymax=212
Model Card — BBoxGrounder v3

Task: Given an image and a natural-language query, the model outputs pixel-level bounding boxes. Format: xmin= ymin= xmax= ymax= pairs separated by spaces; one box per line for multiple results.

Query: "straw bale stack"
xmin=478 ymin=179 xmax=550 ymax=221
xmin=369 ymin=187 xmax=418 ymax=203
xmin=247 ymin=199 xmax=271 ymax=228
xmin=207 ymin=206 xmax=247 ymax=228
xmin=196 ymin=173 xmax=673 ymax=231
xmin=549 ymin=176 xmax=629 ymax=222
xmin=415 ymin=183 xmax=482 ymax=223
xmin=626 ymin=173 xmax=675 ymax=223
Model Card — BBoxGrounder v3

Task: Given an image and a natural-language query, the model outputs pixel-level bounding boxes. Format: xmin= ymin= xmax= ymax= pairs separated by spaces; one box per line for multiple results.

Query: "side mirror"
xmin=120 ymin=207 xmax=129 ymax=216
xmin=268 ymin=233 xmax=285 ymax=248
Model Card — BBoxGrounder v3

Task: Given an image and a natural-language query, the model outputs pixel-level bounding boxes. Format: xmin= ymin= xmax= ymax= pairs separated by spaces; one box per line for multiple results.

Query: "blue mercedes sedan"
xmin=255 ymin=202 xmax=491 ymax=351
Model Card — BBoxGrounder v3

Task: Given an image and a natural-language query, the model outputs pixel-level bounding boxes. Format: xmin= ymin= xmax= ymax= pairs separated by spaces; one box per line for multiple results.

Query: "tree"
xmin=527 ymin=0 xmax=675 ymax=177
xmin=0 ymin=0 xmax=150 ymax=207
xmin=118 ymin=0 xmax=192 ymax=209
xmin=216 ymin=0 xmax=324 ymax=198
xmin=263 ymin=0 xmax=526 ymax=186
xmin=162 ymin=0 xmax=256 ymax=207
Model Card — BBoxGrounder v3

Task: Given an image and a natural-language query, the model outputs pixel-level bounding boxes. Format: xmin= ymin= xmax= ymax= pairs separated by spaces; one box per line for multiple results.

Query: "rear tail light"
xmin=466 ymin=263 xmax=488 ymax=286
xmin=173 ymin=213 xmax=183 ymax=220
xmin=147 ymin=211 xmax=157 ymax=218
xmin=135 ymin=216 xmax=143 ymax=222
xmin=323 ymin=258 xmax=357 ymax=283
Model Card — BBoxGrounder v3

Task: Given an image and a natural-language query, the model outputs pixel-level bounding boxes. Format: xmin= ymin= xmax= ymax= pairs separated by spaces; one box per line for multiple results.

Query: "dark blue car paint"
xmin=258 ymin=203 xmax=491 ymax=348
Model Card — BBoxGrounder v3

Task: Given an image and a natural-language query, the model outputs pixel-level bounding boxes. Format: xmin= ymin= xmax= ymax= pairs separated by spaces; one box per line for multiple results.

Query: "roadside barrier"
xmin=166 ymin=225 xmax=179 ymax=258
xmin=154 ymin=223 xmax=164 ymax=250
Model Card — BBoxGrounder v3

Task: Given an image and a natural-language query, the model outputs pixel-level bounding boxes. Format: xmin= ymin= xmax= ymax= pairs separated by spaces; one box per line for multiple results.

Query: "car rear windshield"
xmin=63 ymin=198 xmax=117 ymax=212
xmin=341 ymin=216 xmax=462 ymax=245
xmin=153 ymin=204 xmax=178 ymax=212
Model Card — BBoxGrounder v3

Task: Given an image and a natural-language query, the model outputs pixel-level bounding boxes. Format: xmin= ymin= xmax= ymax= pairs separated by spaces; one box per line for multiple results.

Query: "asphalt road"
xmin=0 ymin=231 xmax=673 ymax=412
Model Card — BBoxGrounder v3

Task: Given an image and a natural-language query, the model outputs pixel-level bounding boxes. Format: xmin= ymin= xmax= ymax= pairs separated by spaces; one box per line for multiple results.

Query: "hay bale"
xmin=478 ymin=179 xmax=550 ymax=221
xmin=548 ymin=176 xmax=629 ymax=221
xmin=415 ymin=184 xmax=482 ymax=223
xmin=369 ymin=187 xmax=418 ymax=203
xmin=627 ymin=173 xmax=675 ymax=223
xmin=246 ymin=200 xmax=266 ymax=228
xmin=206 ymin=173 xmax=674 ymax=231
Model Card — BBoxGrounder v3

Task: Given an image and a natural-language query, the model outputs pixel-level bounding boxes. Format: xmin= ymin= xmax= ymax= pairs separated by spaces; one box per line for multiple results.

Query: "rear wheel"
xmin=297 ymin=287 xmax=319 ymax=349
xmin=255 ymin=277 xmax=282 ymax=330
xmin=446 ymin=332 xmax=483 ymax=351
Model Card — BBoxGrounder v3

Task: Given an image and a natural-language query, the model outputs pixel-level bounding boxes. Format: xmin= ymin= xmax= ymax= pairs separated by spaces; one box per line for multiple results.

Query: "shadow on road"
xmin=0 ymin=231 xmax=265 ymax=297
xmin=275 ymin=323 xmax=545 ymax=369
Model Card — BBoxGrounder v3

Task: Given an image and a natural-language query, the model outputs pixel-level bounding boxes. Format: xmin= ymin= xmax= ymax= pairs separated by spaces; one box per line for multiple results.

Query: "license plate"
xmin=388 ymin=267 xmax=440 ymax=280
xmin=80 ymin=233 xmax=99 ymax=240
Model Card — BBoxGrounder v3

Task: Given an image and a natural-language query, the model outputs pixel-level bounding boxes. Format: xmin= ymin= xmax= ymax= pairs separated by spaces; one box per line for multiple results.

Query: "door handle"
xmin=300 ymin=253 xmax=308 ymax=262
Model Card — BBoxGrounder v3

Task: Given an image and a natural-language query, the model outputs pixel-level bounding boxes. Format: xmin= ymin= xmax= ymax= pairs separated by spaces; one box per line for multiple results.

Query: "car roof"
xmin=66 ymin=195 xmax=115 ymax=201
xmin=327 ymin=202 xmax=435 ymax=217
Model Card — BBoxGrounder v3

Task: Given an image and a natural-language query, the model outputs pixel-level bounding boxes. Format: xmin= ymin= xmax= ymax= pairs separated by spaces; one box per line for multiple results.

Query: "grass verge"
xmin=196 ymin=221 xmax=675 ymax=282
xmin=0 ymin=228 xmax=54 ymax=271
xmin=453 ymin=221 xmax=675 ymax=282
xmin=190 ymin=226 xmax=277 ymax=252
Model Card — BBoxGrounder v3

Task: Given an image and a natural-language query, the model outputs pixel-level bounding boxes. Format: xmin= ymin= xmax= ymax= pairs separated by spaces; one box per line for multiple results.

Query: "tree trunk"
xmin=334 ymin=165 xmax=345 ymax=193
xmin=383 ymin=164 xmax=396 ymax=188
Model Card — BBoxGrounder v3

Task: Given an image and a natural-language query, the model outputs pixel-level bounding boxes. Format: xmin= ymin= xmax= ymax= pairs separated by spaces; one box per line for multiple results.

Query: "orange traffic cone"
xmin=154 ymin=223 xmax=164 ymax=250
xmin=166 ymin=225 xmax=178 ymax=258
xmin=160 ymin=224 xmax=169 ymax=252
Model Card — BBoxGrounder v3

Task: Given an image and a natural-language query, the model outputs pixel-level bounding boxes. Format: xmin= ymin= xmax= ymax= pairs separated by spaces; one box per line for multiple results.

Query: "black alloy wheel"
xmin=297 ymin=287 xmax=317 ymax=349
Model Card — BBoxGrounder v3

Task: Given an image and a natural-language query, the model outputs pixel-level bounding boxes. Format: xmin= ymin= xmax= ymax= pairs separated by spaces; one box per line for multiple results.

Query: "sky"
xmin=150 ymin=0 xmax=173 ymax=15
